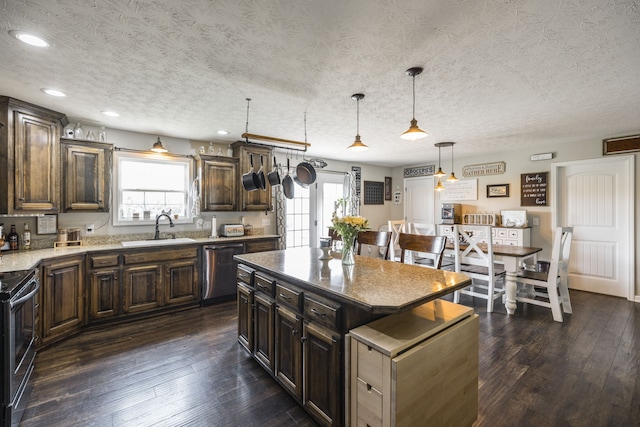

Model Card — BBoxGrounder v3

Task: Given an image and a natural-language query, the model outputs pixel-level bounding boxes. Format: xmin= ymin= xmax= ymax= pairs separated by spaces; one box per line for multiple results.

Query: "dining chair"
xmin=407 ymin=222 xmax=436 ymax=236
xmin=387 ymin=219 xmax=407 ymax=261
xmin=452 ymin=225 xmax=506 ymax=313
xmin=398 ymin=233 xmax=447 ymax=269
xmin=356 ymin=230 xmax=392 ymax=260
xmin=515 ymin=226 xmax=573 ymax=322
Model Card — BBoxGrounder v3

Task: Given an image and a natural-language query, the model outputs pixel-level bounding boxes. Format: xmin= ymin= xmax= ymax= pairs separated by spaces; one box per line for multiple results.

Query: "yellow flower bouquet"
xmin=332 ymin=214 xmax=369 ymax=265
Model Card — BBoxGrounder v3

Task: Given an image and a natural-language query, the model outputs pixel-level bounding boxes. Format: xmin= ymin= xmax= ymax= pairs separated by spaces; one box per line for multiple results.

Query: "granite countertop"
xmin=0 ymin=234 xmax=280 ymax=273
xmin=235 ymin=247 xmax=472 ymax=314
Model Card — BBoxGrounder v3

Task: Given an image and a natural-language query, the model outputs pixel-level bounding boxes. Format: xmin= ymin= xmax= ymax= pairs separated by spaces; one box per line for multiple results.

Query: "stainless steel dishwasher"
xmin=201 ymin=243 xmax=245 ymax=305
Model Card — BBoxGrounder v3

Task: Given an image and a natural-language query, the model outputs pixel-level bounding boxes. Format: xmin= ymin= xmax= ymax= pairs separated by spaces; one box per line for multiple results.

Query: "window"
xmin=113 ymin=151 xmax=194 ymax=226
xmin=285 ymin=185 xmax=310 ymax=248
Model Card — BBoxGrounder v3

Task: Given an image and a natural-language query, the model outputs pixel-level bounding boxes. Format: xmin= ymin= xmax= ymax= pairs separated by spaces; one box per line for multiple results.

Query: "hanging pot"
xmin=282 ymin=158 xmax=295 ymax=199
xmin=294 ymin=159 xmax=317 ymax=187
xmin=241 ymin=153 xmax=261 ymax=192
xmin=257 ymin=155 xmax=266 ymax=190
xmin=267 ymin=156 xmax=281 ymax=186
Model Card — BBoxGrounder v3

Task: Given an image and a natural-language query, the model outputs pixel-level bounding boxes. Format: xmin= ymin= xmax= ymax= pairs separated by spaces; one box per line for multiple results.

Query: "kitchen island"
xmin=234 ymin=248 xmax=477 ymax=426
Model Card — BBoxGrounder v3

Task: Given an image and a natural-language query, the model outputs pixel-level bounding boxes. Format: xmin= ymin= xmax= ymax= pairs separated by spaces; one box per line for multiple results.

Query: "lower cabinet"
xmin=237 ymin=266 xmax=342 ymax=426
xmin=40 ymin=255 xmax=85 ymax=346
xmin=303 ymin=321 xmax=341 ymax=426
xmin=87 ymin=246 xmax=199 ymax=323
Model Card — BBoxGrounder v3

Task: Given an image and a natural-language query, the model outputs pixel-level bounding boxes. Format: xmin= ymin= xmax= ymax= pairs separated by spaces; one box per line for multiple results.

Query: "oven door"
xmin=3 ymin=273 xmax=39 ymax=426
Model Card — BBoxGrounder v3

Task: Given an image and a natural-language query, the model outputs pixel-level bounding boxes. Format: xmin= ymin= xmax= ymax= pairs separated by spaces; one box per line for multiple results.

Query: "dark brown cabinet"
xmin=89 ymin=268 xmax=120 ymax=320
xmin=0 ymin=96 xmax=68 ymax=214
xmin=164 ymin=258 xmax=199 ymax=305
xmin=40 ymin=256 xmax=85 ymax=345
xmin=254 ymin=292 xmax=275 ymax=372
xmin=122 ymin=264 xmax=162 ymax=314
xmin=60 ymin=139 xmax=112 ymax=212
xmin=303 ymin=322 xmax=341 ymax=426
xmin=198 ymin=155 xmax=238 ymax=211
xmin=237 ymin=281 xmax=253 ymax=353
xmin=232 ymin=141 xmax=273 ymax=211
xmin=275 ymin=305 xmax=303 ymax=401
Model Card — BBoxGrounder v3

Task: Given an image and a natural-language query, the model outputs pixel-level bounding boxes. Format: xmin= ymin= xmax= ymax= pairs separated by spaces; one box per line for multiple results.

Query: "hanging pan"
xmin=257 ymin=155 xmax=266 ymax=190
xmin=241 ymin=153 xmax=261 ymax=192
xmin=282 ymin=157 xmax=295 ymax=199
xmin=267 ymin=156 xmax=281 ymax=186
xmin=294 ymin=157 xmax=316 ymax=187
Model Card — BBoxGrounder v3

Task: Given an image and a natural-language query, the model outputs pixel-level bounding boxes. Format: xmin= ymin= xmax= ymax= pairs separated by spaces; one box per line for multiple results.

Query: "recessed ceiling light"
xmin=217 ymin=130 xmax=229 ymax=135
xmin=9 ymin=30 xmax=49 ymax=47
xmin=101 ymin=111 xmax=119 ymax=117
xmin=41 ymin=88 xmax=66 ymax=97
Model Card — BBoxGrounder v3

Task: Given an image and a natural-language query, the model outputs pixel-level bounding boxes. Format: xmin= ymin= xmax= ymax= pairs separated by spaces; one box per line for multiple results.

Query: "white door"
xmin=404 ymin=176 xmax=436 ymax=225
xmin=553 ymin=156 xmax=634 ymax=299
xmin=311 ymin=172 xmax=348 ymax=246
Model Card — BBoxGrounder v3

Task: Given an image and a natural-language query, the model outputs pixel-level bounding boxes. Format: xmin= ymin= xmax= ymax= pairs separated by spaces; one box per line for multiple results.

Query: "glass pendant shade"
xmin=348 ymin=93 xmax=369 ymax=151
xmin=435 ymin=179 xmax=444 ymax=191
xmin=151 ymin=137 xmax=168 ymax=153
xmin=447 ymin=172 xmax=458 ymax=182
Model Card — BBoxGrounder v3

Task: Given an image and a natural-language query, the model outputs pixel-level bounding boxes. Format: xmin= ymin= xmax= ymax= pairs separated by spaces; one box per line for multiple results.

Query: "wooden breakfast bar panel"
xmin=234 ymin=247 xmax=472 ymax=314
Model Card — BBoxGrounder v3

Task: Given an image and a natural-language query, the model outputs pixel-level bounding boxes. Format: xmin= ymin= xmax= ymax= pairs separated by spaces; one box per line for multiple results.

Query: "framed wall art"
xmin=384 ymin=177 xmax=392 ymax=200
xmin=487 ymin=184 xmax=510 ymax=198
xmin=363 ymin=181 xmax=385 ymax=204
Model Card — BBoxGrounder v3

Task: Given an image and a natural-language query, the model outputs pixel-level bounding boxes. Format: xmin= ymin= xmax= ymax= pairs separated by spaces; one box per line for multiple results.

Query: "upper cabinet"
xmin=0 ymin=96 xmax=68 ymax=214
xmin=61 ymin=139 xmax=112 ymax=212
xmin=232 ymin=141 xmax=273 ymax=211
xmin=198 ymin=155 xmax=238 ymax=211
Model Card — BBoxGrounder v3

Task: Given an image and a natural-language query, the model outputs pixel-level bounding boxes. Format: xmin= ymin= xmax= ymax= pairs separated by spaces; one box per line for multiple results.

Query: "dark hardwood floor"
xmin=22 ymin=290 xmax=640 ymax=426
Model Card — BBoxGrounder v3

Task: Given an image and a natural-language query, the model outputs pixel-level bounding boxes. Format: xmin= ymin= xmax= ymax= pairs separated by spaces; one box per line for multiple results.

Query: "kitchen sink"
xmin=120 ymin=238 xmax=196 ymax=247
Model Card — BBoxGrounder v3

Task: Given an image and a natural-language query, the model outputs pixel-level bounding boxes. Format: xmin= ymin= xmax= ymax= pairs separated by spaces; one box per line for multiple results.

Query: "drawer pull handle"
xmin=367 ymin=384 xmax=373 ymax=391
xmin=310 ymin=308 xmax=325 ymax=317
xmin=279 ymin=293 xmax=291 ymax=300
xmin=258 ymin=284 xmax=266 ymax=290
xmin=292 ymin=329 xmax=298 ymax=336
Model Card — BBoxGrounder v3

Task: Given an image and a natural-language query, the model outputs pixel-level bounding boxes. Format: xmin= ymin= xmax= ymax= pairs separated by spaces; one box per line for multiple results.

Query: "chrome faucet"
xmin=154 ymin=213 xmax=175 ymax=240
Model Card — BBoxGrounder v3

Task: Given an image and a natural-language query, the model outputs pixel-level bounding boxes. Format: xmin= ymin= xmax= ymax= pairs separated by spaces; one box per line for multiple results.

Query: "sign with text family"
xmin=521 ymin=172 xmax=548 ymax=206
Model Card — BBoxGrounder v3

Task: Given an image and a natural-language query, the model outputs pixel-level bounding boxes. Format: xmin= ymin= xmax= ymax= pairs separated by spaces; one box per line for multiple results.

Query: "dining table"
xmin=445 ymin=243 xmax=543 ymax=315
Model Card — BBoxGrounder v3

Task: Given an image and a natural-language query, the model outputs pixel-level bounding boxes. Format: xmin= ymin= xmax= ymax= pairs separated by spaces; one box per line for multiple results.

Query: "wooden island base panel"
xmin=234 ymin=247 xmax=478 ymax=427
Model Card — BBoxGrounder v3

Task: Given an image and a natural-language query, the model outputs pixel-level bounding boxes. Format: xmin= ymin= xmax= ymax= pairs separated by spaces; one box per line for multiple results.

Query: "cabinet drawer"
xmin=356 ymin=377 xmax=383 ymax=427
xmin=123 ymin=247 xmax=197 ymax=264
xmin=356 ymin=341 xmax=384 ymax=391
xmin=304 ymin=295 xmax=340 ymax=330
xmin=496 ymin=229 xmax=508 ymax=238
xmin=507 ymin=229 xmax=520 ymax=239
xmin=254 ymin=273 xmax=274 ymax=296
xmin=275 ymin=283 xmax=302 ymax=311
xmin=90 ymin=254 xmax=119 ymax=268
xmin=245 ymin=239 xmax=278 ymax=253
xmin=237 ymin=265 xmax=253 ymax=285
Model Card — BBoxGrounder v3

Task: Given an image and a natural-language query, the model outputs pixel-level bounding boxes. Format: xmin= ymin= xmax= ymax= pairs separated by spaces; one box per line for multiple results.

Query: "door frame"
xmin=551 ymin=155 xmax=635 ymax=301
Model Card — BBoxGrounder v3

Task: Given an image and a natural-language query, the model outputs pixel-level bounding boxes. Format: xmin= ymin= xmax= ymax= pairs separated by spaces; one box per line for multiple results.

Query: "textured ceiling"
xmin=0 ymin=0 xmax=639 ymax=167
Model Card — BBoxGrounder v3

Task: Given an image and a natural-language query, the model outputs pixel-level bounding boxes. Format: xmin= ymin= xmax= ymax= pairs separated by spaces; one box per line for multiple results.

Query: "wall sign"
xmin=440 ymin=179 xmax=478 ymax=201
xmin=462 ymin=161 xmax=506 ymax=177
xmin=351 ymin=166 xmax=361 ymax=197
xmin=404 ymin=165 xmax=435 ymax=178
xmin=521 ymin=172 xmax=548 ymax=206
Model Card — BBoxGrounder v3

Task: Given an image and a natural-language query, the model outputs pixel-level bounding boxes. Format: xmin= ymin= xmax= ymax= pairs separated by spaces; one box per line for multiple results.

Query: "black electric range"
xmin=0 ymin=270 xmax=33 ymax=301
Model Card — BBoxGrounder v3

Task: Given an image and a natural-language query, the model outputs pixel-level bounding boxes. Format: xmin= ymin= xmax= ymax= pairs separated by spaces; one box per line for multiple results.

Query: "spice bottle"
xmin=22 ymin=223 xmax=31 ymax=250
xmin=8 ymin=224 xmax=19 ymax=251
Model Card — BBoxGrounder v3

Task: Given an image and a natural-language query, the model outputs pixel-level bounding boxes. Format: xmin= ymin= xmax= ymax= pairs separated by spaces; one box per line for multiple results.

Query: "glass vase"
xmin=341 ymin=234 xmax=356 ymax=265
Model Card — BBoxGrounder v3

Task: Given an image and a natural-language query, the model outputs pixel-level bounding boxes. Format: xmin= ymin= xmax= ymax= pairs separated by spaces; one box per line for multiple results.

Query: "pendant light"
xmin=446 ymin=142 xmax=458 ymax=182
xmin=434 ymin=179 xmax=445 ymax=191
xmin=434 ymin=142 xmax=446 ymax=177
xmin=400 ymin=67 xmax=428 ymax=141
xmin=348 ymin=93 xmax=369 ymax=152
xmin=151 ymin=137 xmax=168 ymax=153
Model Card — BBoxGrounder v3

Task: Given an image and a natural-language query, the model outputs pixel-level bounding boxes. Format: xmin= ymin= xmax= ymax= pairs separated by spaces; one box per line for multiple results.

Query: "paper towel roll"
xmin=210 ymin=216 xmax=218 ymax=238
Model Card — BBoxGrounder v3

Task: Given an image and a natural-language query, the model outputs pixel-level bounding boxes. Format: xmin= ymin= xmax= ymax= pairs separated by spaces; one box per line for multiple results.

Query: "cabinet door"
xmin=13 ymin=110 xmax=61 ymax=212
xmin=164 ymin=258 xmax=199 ymax=305
xmin=61 ymin=140 xmax=111 ymax=211
xmin=303 ymin=321 xmax=341 ymax=426
xmin=89 ymin=269 xmax=119 ymax=320
xmin=237 ymin=282 xmax=254 ymax=352
xmin=201 ymin=157 xmax=238 ymax=211
xmin=233 ymin=143 xmax=272 ymax=211
xmin=253 ymin=292 xmax=275 ymax=373
xmin=122 ymin=265 xmax=162 ymax=313
xmin=275 ymin=305 xmax=302 ymax=401
xmin=41 ymin=256 xmax=85 ymax=344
